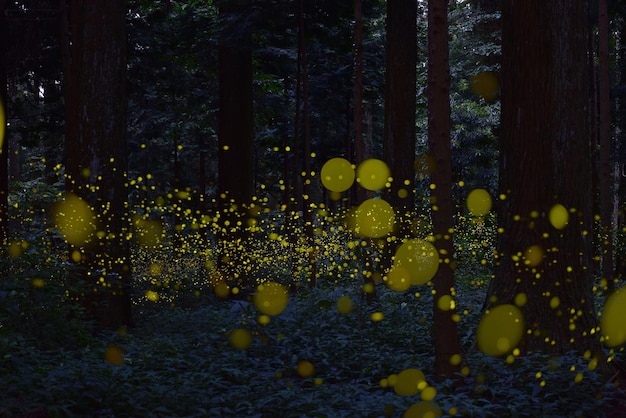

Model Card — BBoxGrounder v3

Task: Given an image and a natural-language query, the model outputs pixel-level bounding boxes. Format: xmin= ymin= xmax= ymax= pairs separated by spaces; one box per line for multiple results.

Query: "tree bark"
xmin=0 ymin=0 xmax=8 ymax=253
xmin=62 ymin=0 xmax=133 ymax=329
xmin=217 ymin=0 xmax=254 ymax=288
xmin=384 ymin=0 xmax=417 ymax=222
xmin=598 ymin=0 xmax=614 ymax=289
xmin=428 ymin=0 xmax=462 ymax=379
xmin=489 ymin=0 xmax=597 ymax=354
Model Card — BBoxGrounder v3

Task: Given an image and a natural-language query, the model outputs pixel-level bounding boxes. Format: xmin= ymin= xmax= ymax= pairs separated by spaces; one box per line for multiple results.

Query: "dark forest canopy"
xmin=2 ymin=0 xmax=626 ymax=416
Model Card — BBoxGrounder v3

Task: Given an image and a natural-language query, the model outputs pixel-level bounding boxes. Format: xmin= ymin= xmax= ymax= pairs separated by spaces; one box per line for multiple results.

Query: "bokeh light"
xmin=230 ymin=328 xmax=252 ymax=350
xmin=403 ymin=401 xmax=442 ymax=418
xmin=549 ymin=204 xmax=569 ymax=230
xmin=337 ymin=295 xmax=354 ymax=314
xmin=393 ymin=368 xmax=426 ymax=396
xmin=385 ymin=265 xmax=412 ymax=292
xmin=356 ymin=158 xmax=390 ymax=191
xmin=52 ymin=192 xmax=98 ymax=246
xmin=470 ymin=71 xmax=499 ymax=102
xmin=466 ymin=188 xmax=492 ymax=217
xmin=320 ymin=157 xmax=355 ymax=192
xmin=354 ymin=198 xmax=395 ymax=238
xmin=477 ymin=304 xmax=524 ymax=356
xmin=600 ymin=286 xmax=626 ymax=347
xmin=253 ymin=282 xmax=289 ymax=316
xmin=297 ymin=359 xmax=315 ymax=377
xmin=394 ymin=238 xmax=439 ymax=285
xmin=104 ymin=344 xmax=125 ymax=366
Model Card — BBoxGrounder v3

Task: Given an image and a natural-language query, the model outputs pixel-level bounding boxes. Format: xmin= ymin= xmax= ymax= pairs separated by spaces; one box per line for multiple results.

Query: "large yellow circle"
xmin=394 ymin=239 xmax=439 ymax=285
xmin=52 ymin=193 xmax=97 ymax=245
xmin=600 ymin=286 xmax=626 ymax=347
xmin=477 ymin=304 xmax=524 ymax=356
xmin=394 ymin=368 xmax=426 ymax=396
xmin=356 ymin=159 xmax=391 ymax=191
xmin=253 ymin=282 xmax=289 ymax=316
xmin=354 ymin=198 xmax=395 ymax=238
xmin=320 ymin=157 xmax=355 ymax=192
xmin=549 ymin=204 xmax=569 ymax=230
xmin=466 ymin=189 xmax=492 ymax=217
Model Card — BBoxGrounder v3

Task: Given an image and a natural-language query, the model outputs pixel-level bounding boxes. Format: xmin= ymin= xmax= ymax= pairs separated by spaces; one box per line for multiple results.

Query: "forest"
xmin=2 ymin=0 xmax=626 ymax=416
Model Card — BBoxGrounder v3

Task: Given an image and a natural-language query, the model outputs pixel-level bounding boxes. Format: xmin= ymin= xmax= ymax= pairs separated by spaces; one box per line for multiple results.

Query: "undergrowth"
xmin=1 ymin=278 xmax=624 ymax=417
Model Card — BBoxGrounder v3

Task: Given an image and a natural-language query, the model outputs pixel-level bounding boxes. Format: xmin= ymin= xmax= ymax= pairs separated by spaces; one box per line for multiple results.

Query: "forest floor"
xmin=1 ymin=277 xmax=625 ymax=418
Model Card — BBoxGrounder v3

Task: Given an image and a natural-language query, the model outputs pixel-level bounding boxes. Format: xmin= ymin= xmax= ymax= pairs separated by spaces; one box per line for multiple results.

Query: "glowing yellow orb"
xmin=394 ymin=239 xmax=439 ymax=285
xmin=214 ymin=282 xmax=230 ymax=298
xmin=370 ymin=312 xmax=384 ymax=322
xmin=337 ymin=295 xmax=354 ymax=314
xmin=320 ymin=157 xmax=355 ymax=192
xmin=253 ymin=282 xmax=289 ymax=316
xmin=52 ymin=193 xmax=97 ymax=245
xmin=229 ymin=328 xmax=252 ymax=350
xmin=477 ymin=304 xmax=524 ymax=356
xmin=386 ymin=265 xmax=412 ymax=292
xmin=466 ymin=189 xmax=492 ymax=217
xmin=356 ymin=158 xmax=391 ymax=191
xmin=104 ymin=344 xmax=124 ymax=366
xmin=394 ymin=368 xmax=426 ymax=396
xmin=436 ymin=294 xmax=454 ymax=311
xmin=523 ymin=245 xmax=544 ymax=267
xmin=600 ymin=286 xmax=626 ymax=347
xmin=354 ymin=198 xmax=395 ymax=238
xmin=549 ymin=204 xmax=569 ymax=230
xmin=297 ymin=360 xmax=315 ymax=377
xmin=420 ymin=386 xmax=437 ymax=402
xmin=403 ymin=402 xmax=442 ymax=418
xmin=470 ymin=71 xmax=499 ymax=102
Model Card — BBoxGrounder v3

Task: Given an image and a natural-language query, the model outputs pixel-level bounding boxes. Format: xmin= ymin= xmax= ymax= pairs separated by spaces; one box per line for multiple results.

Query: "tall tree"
xmin=428 ymin=0 xmax=462 ymax=379
xmin=61 ymin=0 xmax=133 ymax=328
xmin=488 ymin=0 xmax=597 ymax=354
xmin=598 ymin=0 xmax=614 ymax=289
xmin=0 ymin=0 xmax=8 ymax=252
xmin=384 ymin=0 xmax=417 ymax=222
xmin=217 ymin=0 xmax=254 ymax=287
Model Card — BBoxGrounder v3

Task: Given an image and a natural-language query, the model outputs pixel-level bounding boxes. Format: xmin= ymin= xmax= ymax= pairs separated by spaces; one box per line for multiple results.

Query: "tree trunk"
xmin=489 ymin=0 xmax=597 ymax=354
xmin=0 ymin=0 xmax=8 ymax=252
xmin=384 ymin=0 xmax=417 ymax=223
xmin=598 ymin=0 xmax=614 ymax=290
xmin=217 ymin=0 xmax=254 ymax=288
xmin=427 ymin=0 xmax=462 ymax=379
xmin=62 ymin=0 xmax=133 ymax=329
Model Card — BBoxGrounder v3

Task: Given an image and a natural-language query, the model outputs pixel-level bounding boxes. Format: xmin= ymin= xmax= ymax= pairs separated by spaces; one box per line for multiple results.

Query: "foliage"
xmin=1 ymin=280 xmax=623 ymax=417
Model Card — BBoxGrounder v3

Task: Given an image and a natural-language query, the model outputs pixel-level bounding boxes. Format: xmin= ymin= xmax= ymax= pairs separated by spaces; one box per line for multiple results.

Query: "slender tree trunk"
xmin=598 ymin=0 xmax=614 ymax=289
xmin=0 ymin=0 xmax=8 ymax=252
xmin=489 ymin=0 xmax=597 ymax=354
xmin=428 ymin=0 xmax=462 ymax=379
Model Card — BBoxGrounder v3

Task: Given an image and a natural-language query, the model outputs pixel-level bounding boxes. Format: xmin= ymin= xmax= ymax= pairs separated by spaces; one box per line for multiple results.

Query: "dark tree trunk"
xmin=0 ymin=0 xmax=8 ymax=253
xmin=217 ymin=0 xmax=254 ymax=288
xmin=598 ymin=0 xmax=614 ymax=289
xmin=427 ymin=0 xmax=462 ymax=379
xmin=384 ymin=0 xmax=417 ymax=222
xmin=489 ymin=0 xmax=597 ymax=354
xmin=62 ymin=0 xmax=133 ymax=329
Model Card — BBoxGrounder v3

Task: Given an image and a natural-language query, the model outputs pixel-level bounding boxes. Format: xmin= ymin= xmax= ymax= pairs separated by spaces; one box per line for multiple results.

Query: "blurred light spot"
xmin=320 ymin=157 xmax=355 ymax=192
xmin=356 ymin=158 xmax=390 ymax=191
